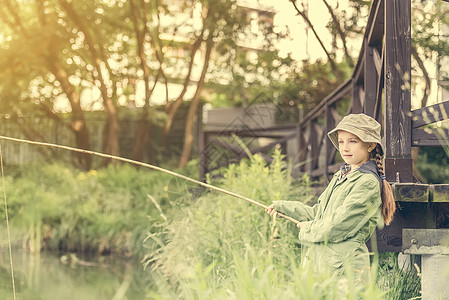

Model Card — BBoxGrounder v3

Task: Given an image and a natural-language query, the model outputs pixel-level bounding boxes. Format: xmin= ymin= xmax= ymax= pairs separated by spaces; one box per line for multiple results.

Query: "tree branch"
xmin=322 ymin=0 xmax=354 ymax=67
xmin=289 ymin=0 xmax=338 ymax=73
xmin=411 ymin=45 xmax=430 ymax=108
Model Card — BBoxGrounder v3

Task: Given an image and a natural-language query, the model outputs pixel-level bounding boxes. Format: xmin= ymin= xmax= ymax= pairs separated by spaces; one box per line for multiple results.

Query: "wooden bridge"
xmin=199 ymin=0 xmax=449 ymax=256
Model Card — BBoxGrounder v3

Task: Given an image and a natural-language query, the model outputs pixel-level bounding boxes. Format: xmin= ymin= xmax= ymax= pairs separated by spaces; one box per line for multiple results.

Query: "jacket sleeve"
xmin=272 ymin=176 xmax=336 ymax=222
xmin=298 ymin=176 xmax=381 ymax=243
xmin=272 ymin=200 xmax=319 ymax=222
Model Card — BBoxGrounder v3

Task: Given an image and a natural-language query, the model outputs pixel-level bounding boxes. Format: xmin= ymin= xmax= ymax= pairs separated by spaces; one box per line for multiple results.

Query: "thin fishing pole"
xmin=0 ymin=141 xmax=17 ymax=300
xmin=0 ymin=135 xmax=299 ymax=225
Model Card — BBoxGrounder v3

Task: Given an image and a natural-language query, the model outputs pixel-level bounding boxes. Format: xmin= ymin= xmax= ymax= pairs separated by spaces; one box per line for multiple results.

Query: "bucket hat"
xmin=327 ymin=113 xmax=385 ymax=156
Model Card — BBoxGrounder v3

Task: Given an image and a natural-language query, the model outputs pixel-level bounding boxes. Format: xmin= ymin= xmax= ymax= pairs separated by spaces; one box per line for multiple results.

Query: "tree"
xmin=0 ymin=0 xmax=294 ymax=169
xmin=0 ymin=0 xmax=93 ymax=169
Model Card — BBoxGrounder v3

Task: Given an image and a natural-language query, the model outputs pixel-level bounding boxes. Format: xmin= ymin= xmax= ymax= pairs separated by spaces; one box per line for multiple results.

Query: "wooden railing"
xmin=299 ymin=0 xmax=412 ymax=181
xmin=199 ymin=123 xmax=297 ymax=180
xmin=298 ymin=0 xmax=449 ymax=252
xmin=199 ymin=0 xmax=449 ymax=252
xmin=298 ymin=0 xmax=449 ymax=183
xmin=200 ymin=0 xmax=449 ymax=184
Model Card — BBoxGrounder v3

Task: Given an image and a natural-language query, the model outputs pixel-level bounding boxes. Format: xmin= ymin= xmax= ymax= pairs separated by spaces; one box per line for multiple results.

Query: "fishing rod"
xmin=0 ymin=135 xmax=300 ymax=225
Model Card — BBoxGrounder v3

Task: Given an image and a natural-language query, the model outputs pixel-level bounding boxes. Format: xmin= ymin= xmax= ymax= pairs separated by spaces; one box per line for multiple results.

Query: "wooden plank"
xmin=296 ymin=124 xmax=306 ymax=172
xmin=202 ymin=123 xmax=297 ymax=134
xmin=412 ymin=128 xmax=449 ymax=147
xmin=325 ymin=105 xmax=336 ymax=176
xmin=364 ymin=43 xmax=378 ymax=117
xmin=433 ymin=185 xmax=449 ymax=203
xmin=411 ymin=100 xmax=449 ymax=128
xmin=384 ymin=0 xmax=412 ymax=182
xmin=326 ymin=107 xmax=339 ymax=166
xmin=353 ymin=58 xmax=364 ymax=85
xmin=358 ymin=85 xmax=366 ymax=112
xmin=372 ymin=46 xmax=382 ymax=77
xmin=351 ymin=0 xmax=382 ymax=81
xmin=374 ymin=43 xmax=384 ymax=122
xmin=393 ymin=183 xmax=430 ymax=202
xmin=384 ymin=158 xmax=413 ymax=182
xmin=328 ymin=163 xmax=341 ymax=174
xmin=352 ymin=83 xmax=363 ymax=114
xmin=366 ymin=0 xmax=384 ymax=46
xmin=309 ymin=120 xmax=320 ymax=171
xmin=371 ymin=184 xmax=448 ymax=252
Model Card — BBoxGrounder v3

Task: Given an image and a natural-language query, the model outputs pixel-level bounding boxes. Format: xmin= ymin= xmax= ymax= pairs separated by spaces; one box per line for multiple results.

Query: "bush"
xmin=0 ymin=162 xmax=193 ymax=256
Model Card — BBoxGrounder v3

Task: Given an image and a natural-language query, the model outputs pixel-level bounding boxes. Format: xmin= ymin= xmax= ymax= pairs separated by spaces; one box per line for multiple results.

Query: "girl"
xmin=266 ymin=113 xmax=396 ymax=286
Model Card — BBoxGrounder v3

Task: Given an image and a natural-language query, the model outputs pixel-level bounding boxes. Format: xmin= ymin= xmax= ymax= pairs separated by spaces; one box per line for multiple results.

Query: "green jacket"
xmin=273 ymin=160 xmax=383 ymax=280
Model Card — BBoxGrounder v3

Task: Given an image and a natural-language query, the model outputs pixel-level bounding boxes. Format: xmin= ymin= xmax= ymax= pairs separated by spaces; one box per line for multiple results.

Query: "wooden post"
xmin=364 ymin=41 xmax=378 ymax=117
xmin=309 ymin=120 xmax=318 ymax=173
xmin=384 ymin=0 xmax=413 ymax=183
xmin=325 ymin=105 xmax=336 ymax=178
xmin=297 ymin=123 xmax=306 ymax=172
xmin=352 ymin=82 xmax=363 ymax=114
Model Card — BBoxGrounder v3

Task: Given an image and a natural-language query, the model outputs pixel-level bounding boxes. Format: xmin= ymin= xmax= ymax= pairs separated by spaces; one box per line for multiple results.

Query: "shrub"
xmin=0 ymin=162 xmax=192 ymax=256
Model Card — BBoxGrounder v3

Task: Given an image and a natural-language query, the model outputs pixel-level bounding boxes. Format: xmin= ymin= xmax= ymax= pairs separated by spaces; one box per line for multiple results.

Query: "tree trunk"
xmin=38 ymin=0 xmax=92 ymax=169
xmin=102 ymin=103 xmax=120 ymax=165
xmin=179 ymin=40 xmax=213 ymax=168
xmin=61 ymin=0 xmax=120 ymax=165
xmin=132 ymin=111 xmax=152 ymax=162
xmin=130 ymin=0 xmax=153 ymax=162
xmin=47 ymin=58 xmax=92 ymax=170
xmin=162 ymin=36 xmax=203 ymax=148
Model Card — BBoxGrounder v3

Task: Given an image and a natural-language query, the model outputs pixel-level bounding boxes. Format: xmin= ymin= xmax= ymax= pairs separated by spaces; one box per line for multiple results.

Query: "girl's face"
xmin=337 ymin=130 xmax=375 ymax=170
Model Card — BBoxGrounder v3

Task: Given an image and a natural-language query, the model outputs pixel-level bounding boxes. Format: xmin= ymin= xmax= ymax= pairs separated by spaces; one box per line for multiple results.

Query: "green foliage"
xmin=142 ymin=149 xmax=411 ymax=299
xmin=416 ymin=147 xmax=449 ymax=183
xmin=0 ymin=151 xmax=424 ymax=298
xmin=377 ymin=253 xmax=421 ymax=300
xmin=0 ymin=162 xmax=192 ymax=256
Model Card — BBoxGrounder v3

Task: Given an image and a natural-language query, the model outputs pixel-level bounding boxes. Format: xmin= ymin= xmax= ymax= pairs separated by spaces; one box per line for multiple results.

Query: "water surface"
xmin=0 ymin=250 xmax=148 ymax=299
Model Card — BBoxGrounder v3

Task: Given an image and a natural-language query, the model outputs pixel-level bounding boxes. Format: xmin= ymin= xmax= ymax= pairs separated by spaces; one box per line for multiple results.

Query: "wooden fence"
xmin=0 ymin=105 xmax=198 ymax=166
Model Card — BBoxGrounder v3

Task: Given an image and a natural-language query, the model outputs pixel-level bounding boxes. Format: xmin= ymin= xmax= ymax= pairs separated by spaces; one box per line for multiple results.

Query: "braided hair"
xmin=370 ymin=145 xmax=396 ymax=225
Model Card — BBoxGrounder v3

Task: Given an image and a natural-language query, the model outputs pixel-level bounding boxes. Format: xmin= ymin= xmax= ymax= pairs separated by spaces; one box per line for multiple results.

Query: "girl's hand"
xmin=265 ymin=204 xmax=277 ymax=217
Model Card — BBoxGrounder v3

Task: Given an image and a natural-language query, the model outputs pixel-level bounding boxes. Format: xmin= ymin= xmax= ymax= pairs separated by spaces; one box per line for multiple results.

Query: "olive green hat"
xmin=327 ymin=113 xmax=385 ymax=156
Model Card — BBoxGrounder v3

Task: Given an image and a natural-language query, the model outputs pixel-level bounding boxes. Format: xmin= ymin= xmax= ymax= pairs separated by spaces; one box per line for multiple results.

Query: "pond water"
xmin=0 ymin=250 xmax=149 ymax=299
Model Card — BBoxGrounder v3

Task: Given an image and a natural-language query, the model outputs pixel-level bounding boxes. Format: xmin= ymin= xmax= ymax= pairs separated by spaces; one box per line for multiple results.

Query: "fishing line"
xmin=0 ymin=141 xmax=17 ymax=300
xmin=0 ymin=135 xmax=299 ymax=225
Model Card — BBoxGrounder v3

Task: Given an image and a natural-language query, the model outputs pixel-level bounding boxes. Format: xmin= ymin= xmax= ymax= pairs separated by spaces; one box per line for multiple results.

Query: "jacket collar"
xmin=337 ymin=160 xmax=382 ymax=186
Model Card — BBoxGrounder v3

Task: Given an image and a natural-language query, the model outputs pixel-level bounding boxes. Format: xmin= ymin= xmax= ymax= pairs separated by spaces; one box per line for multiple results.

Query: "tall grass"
xmin=143 ymin=149 xmax=405 ymax=299
xmin=0 ymin=151 xmax=422 ymax=298
xmin=376 ymin=253 xmax=421 ymax=300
